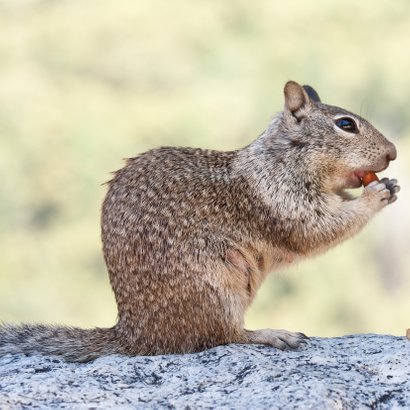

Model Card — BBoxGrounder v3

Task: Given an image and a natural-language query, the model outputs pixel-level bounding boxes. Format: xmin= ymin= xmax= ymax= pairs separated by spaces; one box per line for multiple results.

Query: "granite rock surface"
xmin=0 ymin=334 xmax=409 ymax=409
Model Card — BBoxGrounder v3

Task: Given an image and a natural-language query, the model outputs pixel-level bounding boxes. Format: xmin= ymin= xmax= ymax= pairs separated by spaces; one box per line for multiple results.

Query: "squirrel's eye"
xmin=335 ymin=117 xmax=358 ymax=133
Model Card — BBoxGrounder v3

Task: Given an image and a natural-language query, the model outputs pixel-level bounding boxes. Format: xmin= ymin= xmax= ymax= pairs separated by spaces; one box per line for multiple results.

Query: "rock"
xmin=0 ymin=334 xmax=409 ymax=409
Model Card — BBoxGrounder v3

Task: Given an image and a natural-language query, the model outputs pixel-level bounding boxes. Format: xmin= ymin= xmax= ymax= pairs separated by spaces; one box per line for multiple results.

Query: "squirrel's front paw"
xmin=363 ymin=178 xmax=400 ymax=209
xmin=379 ymin=178 xmax=400 ymax=204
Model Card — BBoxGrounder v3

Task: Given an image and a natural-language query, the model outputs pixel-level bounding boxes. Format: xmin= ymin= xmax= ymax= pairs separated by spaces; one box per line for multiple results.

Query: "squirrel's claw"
xmin=388 ymin=195 xmax=398 ymax=204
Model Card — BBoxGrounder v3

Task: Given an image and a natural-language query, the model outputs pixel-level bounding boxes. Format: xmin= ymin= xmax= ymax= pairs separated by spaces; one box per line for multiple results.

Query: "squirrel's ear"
xmin=302 ymin=85 xmax=321 ymax=103
xmin=283 ymin=81 xmax=311 ymax=117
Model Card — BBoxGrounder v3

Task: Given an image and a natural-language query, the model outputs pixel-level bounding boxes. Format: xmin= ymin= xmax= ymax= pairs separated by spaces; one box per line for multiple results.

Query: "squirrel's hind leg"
xmin=234 ymin=328 xmax=309 ymax=350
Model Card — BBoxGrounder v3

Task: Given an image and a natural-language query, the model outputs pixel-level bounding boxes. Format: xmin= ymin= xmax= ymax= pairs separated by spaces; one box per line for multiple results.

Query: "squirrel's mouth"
xmin=353 ymin=171 xmax=378 ymax=187
xmin=348 ymin=164 xmax=388 ymax=188
xmin=345 ymin=153 xmax=392 ymax=189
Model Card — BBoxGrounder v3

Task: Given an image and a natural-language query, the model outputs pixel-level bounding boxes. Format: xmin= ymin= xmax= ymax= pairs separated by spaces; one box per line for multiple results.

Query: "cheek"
xmin=363 ymin=146 xmax=382 ymax=162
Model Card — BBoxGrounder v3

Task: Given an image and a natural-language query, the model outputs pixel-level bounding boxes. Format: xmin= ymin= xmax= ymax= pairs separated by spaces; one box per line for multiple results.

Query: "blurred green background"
xmin=1 ymin=0 xmax=409 ymax=337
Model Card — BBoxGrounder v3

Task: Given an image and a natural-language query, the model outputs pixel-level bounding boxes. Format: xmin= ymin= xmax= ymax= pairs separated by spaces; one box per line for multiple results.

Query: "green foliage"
xmin=0 ymin=0 xmax=409 ymax=335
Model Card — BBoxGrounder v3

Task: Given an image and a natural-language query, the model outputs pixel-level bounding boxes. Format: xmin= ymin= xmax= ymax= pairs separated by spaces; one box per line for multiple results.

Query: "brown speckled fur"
xmin=0 ymin=81 xmax=399 ymax=362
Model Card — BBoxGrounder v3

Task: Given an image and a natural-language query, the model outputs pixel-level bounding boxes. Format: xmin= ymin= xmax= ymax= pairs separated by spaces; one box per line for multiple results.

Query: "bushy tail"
xmin=0 ymin=323 xmax=123 ymax=362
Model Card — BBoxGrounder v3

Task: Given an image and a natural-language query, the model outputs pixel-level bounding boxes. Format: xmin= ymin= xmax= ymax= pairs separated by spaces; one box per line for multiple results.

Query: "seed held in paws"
xmin=361 ymin=171 xmax=379 ymax=186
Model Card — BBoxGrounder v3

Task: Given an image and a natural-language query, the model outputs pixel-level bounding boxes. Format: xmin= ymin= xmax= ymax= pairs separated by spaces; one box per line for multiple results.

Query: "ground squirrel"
xmin=0 ymin=81 xmax=399 ymax=362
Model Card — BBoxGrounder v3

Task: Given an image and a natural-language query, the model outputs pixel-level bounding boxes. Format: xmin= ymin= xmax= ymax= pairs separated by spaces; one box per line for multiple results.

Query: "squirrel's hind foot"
xmin=236 ymin=328 xmax=309 ymax=351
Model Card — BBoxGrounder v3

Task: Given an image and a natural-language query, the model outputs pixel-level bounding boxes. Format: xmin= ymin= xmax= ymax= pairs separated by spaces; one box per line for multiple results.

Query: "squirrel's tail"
xmin=0 ymin=323 xmax=123 ymax=362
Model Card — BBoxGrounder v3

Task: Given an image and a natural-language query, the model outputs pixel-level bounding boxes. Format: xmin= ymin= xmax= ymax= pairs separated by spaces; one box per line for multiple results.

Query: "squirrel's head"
xmin=273 ymin=81 xmax=397 ymax=191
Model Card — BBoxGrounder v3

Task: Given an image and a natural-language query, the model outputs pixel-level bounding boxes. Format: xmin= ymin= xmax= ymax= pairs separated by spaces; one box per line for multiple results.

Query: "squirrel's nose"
xmin=386 ymin=143 xmax=397 ymax=162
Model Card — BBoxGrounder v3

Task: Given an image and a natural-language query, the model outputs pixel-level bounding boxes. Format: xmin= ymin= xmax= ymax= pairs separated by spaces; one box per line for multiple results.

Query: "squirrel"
xmin=0 ymin=81 xmax=400 ymax=362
